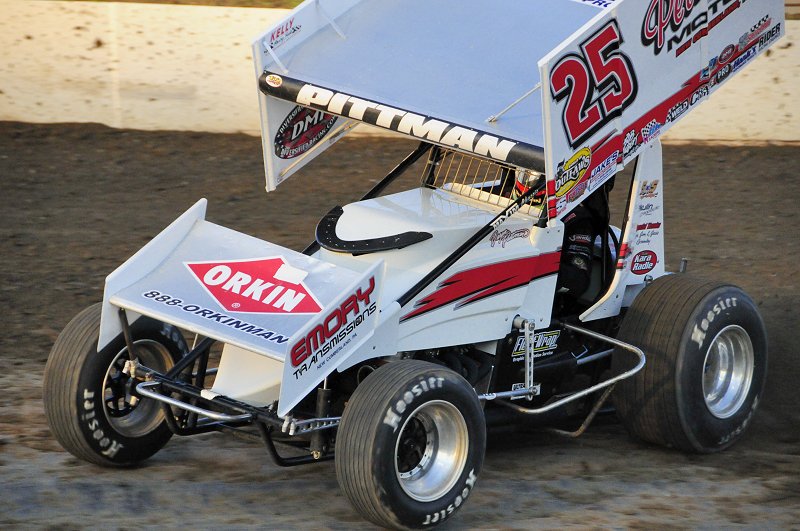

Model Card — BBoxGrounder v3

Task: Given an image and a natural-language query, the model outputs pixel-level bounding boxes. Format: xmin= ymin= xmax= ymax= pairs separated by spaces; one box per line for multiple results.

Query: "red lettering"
xmin=341 ymin=295 xmax=359 ymax=321
xmin=642 ymin=0 xmax=699 ymax=54
xmin=290 ymin=277 xmax=377 ymax=368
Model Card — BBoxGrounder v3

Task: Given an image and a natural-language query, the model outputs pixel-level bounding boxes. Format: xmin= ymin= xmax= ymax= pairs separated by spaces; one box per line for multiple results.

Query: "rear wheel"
xmin=336 ymin=360 xmax=485 ymax=529
xmin=612 ymin=275 xmax=767 ymax=452
xmin=43 ymin=304 xmax=188 ymax=466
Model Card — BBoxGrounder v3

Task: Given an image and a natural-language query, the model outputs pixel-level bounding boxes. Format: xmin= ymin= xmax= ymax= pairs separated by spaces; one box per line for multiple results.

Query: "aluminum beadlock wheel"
xmin=102 ymin=339 xmax=174 ymax=438
xmin=702 ymin=325 xmax=754 ymax=419
xmin=394 ymin=400 xmax=469 ymax=503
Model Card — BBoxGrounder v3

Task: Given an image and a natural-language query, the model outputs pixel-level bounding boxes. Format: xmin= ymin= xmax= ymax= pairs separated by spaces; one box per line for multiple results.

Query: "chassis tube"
xmin=481 ymin=321 xmax=645 ymax=414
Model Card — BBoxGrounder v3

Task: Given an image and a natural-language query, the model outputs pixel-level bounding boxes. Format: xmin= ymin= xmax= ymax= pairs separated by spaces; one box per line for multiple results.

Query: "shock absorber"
xmin=310 ymin=386 xmax=333 ymax=459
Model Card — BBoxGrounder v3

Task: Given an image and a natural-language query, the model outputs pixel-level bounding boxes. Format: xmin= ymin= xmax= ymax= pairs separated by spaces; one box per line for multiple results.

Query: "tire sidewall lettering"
xmin=420 ymin=469 xmax=477 ymax=526
xmin=79 ymin=387 xmax=125 ymax=459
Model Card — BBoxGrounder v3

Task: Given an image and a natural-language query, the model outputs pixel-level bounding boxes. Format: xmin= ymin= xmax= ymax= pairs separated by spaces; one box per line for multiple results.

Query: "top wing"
xmin=253 ymin=0 xmax=784 ymax=205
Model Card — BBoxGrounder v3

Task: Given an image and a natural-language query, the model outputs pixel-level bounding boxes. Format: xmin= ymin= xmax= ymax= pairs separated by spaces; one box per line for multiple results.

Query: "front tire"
xmin=43 ymin=304 xmax=188 ymax=466
xmin=336 ymin=360 xmax=485 ymax=529
xmin=612 ymin=275 xmax=767 ymax=452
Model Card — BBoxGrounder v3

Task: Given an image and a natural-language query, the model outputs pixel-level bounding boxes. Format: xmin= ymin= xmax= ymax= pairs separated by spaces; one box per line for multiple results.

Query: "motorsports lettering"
xmin=290 ymin=276 xmax=377 ymax=379
xmin=260 ymin=73 xmax=545 ymax=171
xmin=550 ymin=19 xmax=638 ymax=149
xmin=186 ymin=257 xmax=322 ymax=314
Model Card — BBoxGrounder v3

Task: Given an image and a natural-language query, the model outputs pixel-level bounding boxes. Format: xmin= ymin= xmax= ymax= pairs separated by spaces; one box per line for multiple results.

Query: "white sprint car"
xmin=44 ymin=0 xmax=784 ymax=528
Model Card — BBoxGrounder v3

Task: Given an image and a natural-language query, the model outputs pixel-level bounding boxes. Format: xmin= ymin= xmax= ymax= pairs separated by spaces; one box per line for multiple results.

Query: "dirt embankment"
xmin=1 ymin=122 xmax=798 ymax=528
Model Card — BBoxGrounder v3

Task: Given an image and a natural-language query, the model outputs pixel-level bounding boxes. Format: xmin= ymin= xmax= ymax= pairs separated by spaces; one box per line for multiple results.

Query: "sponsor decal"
xmin=700 ymin=56 xmax=718 ymax=80
xmin=739 ymin=15 xmax=772 ymax=50
xmin=290 ymin=277 xmax=376 ymax=379
xmin=509 ymin=382 xmax=542 ymax=400
xmin=512 ymin=330 xmax=561 ymax=362
xmin=569 ymin=234 xmax=593 ymax=244
xmin=566 ymin=180 xmax=588 ymax=203
xmin=641 ymin=120 xmax=662 ymax=143
xmin=732 ymin=46 xmax=758 ymax=73
xmin=758 ymin=23 xmax=782 ymax=51
xmin=691 ymin=84 xmax=710 ymax=105
xmin=588 ymin=149 xmax=619 ymax=191
xmin=665 ymin=99 xmax=689 ymax=123
xmin=690 ymin=296 xmax=738 ymax=347
xmin=639 ymin=180 xmax=659 ymax=199
xmin=264 ymin=74 xmax=283 ymax=88
xmin=401 ymin=254 xmax=562 ymax=322
xmin=274 ymin=106 xmax=337 ymax=160
xmin=634 ymin=221 xmax=661 ymax=246
xmin=630 ymin=250 xmax=657 ymax=275
xmin=267 ymin=17 xmax=301 ymax=50
xmin=489 ymin=228 xmax=530 ymax=248
xmin=642 ymin=0 xmax=742 ymax=57
xmin=142 ymin=290 xmax=290 ymax=343
xmin=555 ymin=147 xmax=592 ymax=197
xmin=636 ymin=222 xmax=662 ymax=231
xmin=638 ymin=203 xmax=661 ymax=217
xmin=622 ymin=129 xmax=640 ymax=159
xmin=185 ymin=257 xmax=322 ymax=314
xmin=719 ymin=44 xmax=736 ymax=64
xmin=712 ymin=62 xmax=732 ymax=87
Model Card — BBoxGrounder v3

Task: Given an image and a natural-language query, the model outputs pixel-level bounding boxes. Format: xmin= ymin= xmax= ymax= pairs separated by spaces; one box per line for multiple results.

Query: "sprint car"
xmin=43 ymin=0 xmax=784 ymax=528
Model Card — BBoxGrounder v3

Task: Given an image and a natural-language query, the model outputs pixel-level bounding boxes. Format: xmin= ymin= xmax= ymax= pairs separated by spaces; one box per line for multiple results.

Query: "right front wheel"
xmin=336 ymin=360 xmax=485 ymax=529
xmin=612 ymin=275 xmax=767 ymax=453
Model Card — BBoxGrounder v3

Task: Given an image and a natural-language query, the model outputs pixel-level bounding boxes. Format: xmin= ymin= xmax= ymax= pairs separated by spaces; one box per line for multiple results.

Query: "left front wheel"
xmin=336 ymin=360 xmax=485 ymax=529
xmin=43 ymin=304 xmax=187 ymax=466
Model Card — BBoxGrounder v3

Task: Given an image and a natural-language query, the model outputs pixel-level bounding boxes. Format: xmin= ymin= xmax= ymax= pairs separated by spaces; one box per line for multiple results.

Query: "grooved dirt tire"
xmin=335 ymin=360 xmax=485 ymax=530
xmin=43 ymin=304 xmax=188 ymax=466
xmin=612 ymin=275 xmax=767 ymax=453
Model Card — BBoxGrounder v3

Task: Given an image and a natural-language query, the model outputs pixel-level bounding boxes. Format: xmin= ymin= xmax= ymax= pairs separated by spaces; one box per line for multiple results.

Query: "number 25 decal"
xmin=550 ymin=20 xmax=638 ymax=149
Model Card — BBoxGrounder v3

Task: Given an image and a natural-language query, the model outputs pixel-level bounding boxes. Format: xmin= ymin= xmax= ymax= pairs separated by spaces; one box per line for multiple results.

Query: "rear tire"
xmin=612 ymin=275 xmax=767 ymax=452
xmin=336 ymin=360 xmax=485 ymax=529
xmin=43 ymin=304 xmax=188 ymax=466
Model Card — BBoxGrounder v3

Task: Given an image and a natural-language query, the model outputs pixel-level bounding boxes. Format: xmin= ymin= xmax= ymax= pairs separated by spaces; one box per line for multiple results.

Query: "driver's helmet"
xmin=511 ymin=169 xmax=546 ymax=205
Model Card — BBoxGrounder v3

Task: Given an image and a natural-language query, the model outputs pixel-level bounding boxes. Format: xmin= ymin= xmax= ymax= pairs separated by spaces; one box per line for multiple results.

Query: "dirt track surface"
xmin=1 ymin=122 xmax=799 ymax=528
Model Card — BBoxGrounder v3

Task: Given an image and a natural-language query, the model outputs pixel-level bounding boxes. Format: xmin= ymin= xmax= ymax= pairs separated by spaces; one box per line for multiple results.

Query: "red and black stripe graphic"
xmin=401 ymin=253 xmax=561 ymax=322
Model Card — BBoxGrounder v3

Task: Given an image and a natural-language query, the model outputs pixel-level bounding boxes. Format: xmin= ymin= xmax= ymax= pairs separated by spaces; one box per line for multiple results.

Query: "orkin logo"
xmin=186 ymin=257 xmax=322 ymax=314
